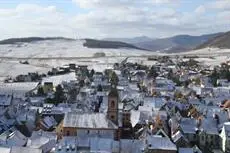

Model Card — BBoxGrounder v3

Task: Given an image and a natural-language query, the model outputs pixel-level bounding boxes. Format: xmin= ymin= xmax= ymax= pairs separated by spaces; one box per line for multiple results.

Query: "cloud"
xmin=72 ymin=0 xmax=148 ymax=9
xmin=0 ymin=4 xmax=72 ymax=39
xmin=152 ymin=0 xmax=178 ymax=4
xmin=195 ymin=5 xmax=206 ymax=14
xmin=16 ymin=4 xmax=57 ymax=13
xmin=0 ymin=1 xmax=229 ymax=40
xmin=209 ymin=0 xmax=230 ymax=10
xmin=72 ymin=0 xmax=178 ymax=9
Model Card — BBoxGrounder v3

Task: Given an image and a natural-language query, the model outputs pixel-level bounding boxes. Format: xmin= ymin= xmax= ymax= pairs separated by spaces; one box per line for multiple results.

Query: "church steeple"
xmin=107 ymin=87 xmax=119 ymax=125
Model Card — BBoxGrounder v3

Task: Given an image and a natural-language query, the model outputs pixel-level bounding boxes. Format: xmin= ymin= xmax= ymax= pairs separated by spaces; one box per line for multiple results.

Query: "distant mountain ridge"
xmin=105 ymin=33 xmax=223 ymax=53
xmin=196 ymin=31 xmax=230 ymax=49
xmin=104 ymin=36 xmax=155 ymax=44
xmin=0 ymin=32 xmax=225 ymax=52
xmin=133 ymin=33 xmax=223 ymax=53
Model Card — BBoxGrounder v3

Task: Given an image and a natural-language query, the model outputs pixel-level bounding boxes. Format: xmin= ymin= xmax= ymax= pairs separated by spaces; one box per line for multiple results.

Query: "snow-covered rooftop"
xmin=0 ymin=95 xmax=12 ymax=106
xmin=179 ymin=148 xmax=193 ymax=153
xmin=10 ymin=146 xmax=42 ymax=153
xmin=63 ymin=112 xmax=118 ymax=129
xmin=147 ymin=136 xmax=177 ymax=151
xmin=120 ymin=139 xmax=145 ymax=153
xmin=42 ymin=72 xmax=76 ymax=86
xmin=180 ymin=118 xmax=197 ymax=134
xmin=0 ymin=147 xmax=10 ymax=153
xmin=0 ymin=82 xmax=38 ymax=96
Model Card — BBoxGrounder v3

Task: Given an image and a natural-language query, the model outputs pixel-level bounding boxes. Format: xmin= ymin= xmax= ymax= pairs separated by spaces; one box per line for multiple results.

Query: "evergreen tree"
xmin=104 ymin=69 xmax=112 ymax=78
xmin=110 ymin=71 xmax=119 ymax=86
xmin=85 ymin=68 xmax=90 ymax=78
xmin=35 ymin=109 xmax=41 ymax=128
xmin=54 ymin=84 xmax=65 ymax=105
xmin=97 ymin=84 xmax=103 ymax=92
xmin=90 ymin=69 xmax=95 ymax=78
xmin=209 ymin=68 xmax=219 ymax=87
xmin=79 ymin=80 xmax=85 ymax=87
xmin=147 ymin=66 xmax=158 ymax=78
xmin=37 ymin=86 xmax=45 ymax=96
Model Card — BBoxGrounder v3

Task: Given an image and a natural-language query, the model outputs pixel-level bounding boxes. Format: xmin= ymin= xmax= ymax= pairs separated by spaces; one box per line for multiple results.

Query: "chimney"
xmin=195 ymin=127 xmax=200 ymax=134
xmin=213 ymin=113 xmax=220 ymax=126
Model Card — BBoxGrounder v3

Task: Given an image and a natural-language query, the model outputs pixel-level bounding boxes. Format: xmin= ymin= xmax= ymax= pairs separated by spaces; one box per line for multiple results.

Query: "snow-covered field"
xmin=180 ymin=47 xmax=230 ymax=55
xmin=0 ymin=60 xmax=49 ymax=77
xmin=178 ymin=47 xmax=230 ymax=67
xmin=0 ymin=39 xmax=155 ymax=58
xmin=0 ymin=39 xmax=229 ymax=82
xmin=195 ymin=56 xmax=229 ymax=67
xmin=0 ymin=39 xmax=156 ymax=80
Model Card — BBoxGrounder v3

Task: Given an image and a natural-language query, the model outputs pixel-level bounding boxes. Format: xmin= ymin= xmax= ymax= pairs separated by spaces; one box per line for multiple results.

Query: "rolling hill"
xmin=0 ymin=37 xmax=146 ymax=51
xmin=83 ymin=39 xmax=147 ymax=50
xmin=134 ymin=33 xmax=222 ymax=53
xmin=0 ymin=37 xmax=74 ymax=44
xmin=0 ymin=32 xmax=225 ymax=53
xmin=196 ymin=31 xmax=230 ymax=49
xmin=103 ymin=36 xmax=154 ymax=44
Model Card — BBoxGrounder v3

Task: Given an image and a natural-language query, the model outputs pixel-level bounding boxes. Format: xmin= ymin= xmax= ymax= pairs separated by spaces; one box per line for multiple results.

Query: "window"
xmin=210 ymin=141 xmax=214 ymax=146
xmin=67 ymin=131 xmax=70 ymax=136
xmin=201 ymin=135 xmax=205 ymax=141
xmin=111 ymin=115 xmax=115 ymax=119
xmin=111 ymin=100 xmax=115 ymax=108
xmin=210 ymin=135 xmax=213 ymax=141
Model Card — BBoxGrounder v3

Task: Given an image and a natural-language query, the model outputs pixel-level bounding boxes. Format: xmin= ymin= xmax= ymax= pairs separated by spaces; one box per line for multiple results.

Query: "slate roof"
xmin=10 ymin=146 xmax=42 ymax=153
xmin=179 ymin=148 xmax=193 ymax=153
xmin=0 ymin=147 xmax=10 ymax=153
xmin=0 ymin=95 xmax=12 ymax=106
xmin=180 ymin=118 xmax=197 ymax=134
xmin=120 ymin=139 xmax=145 ymax=153
xmin=0 ymin=82 xmax=39 ymax=97
xmin=0 ymin=128 xmax=27 ymax=147
xmin=147 ymin=136 xmax=177 ymax=151
xmin=63 ymin=112 xmax=118 ymax=129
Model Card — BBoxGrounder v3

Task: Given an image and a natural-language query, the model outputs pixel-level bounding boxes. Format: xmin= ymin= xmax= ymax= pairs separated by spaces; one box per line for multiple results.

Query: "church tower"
xmin=107 ymin=87 xmax=119 ymax=125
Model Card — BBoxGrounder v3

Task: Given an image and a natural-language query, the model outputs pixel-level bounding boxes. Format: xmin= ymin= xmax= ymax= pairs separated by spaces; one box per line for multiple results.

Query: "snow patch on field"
xmin=195 ymin=56 xmax=230 ymax=67
xmin=181 ymin=48 xmax=230 ymax=55
xmin=0 ymin=40 xmax=154 ymax=58
xmin=0 ymin=41 xmax=230 ymax=82
xmin=0 ymin=60 xmax=49 ymax=78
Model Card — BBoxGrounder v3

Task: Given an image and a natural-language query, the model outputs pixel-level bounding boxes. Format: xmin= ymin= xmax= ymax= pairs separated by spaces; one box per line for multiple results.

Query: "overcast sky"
xmin=0 ymin=0 xmax=230 ymax=40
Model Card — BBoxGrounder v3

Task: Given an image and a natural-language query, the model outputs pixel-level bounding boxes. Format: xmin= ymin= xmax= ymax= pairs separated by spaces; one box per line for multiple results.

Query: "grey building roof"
xmin=0 ymin=147 xmax=10 ymax=153
xmin=0 ymin=82 xmax=39 ymax=97
xmin=10 ymin=146 xmax=42 ymax=153
xmin=180 ymin=118 xmax=197 ymax=134
xmin=200 ymin=117 xmax=219 ymax=135
xmin=179 ymin=148 xmax=193 ymax=153
xmin=63 ymin=112 xmax=118 ymax=129
xmin=147 ymin=136 xmax=177 ymax=151
xmin=0 ymin=95 xmax=12 ymax=106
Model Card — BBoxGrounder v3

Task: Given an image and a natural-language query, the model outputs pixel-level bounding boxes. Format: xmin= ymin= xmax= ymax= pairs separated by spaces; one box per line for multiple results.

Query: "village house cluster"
xmin=0 ymin=56 xmax=230 ymax=153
